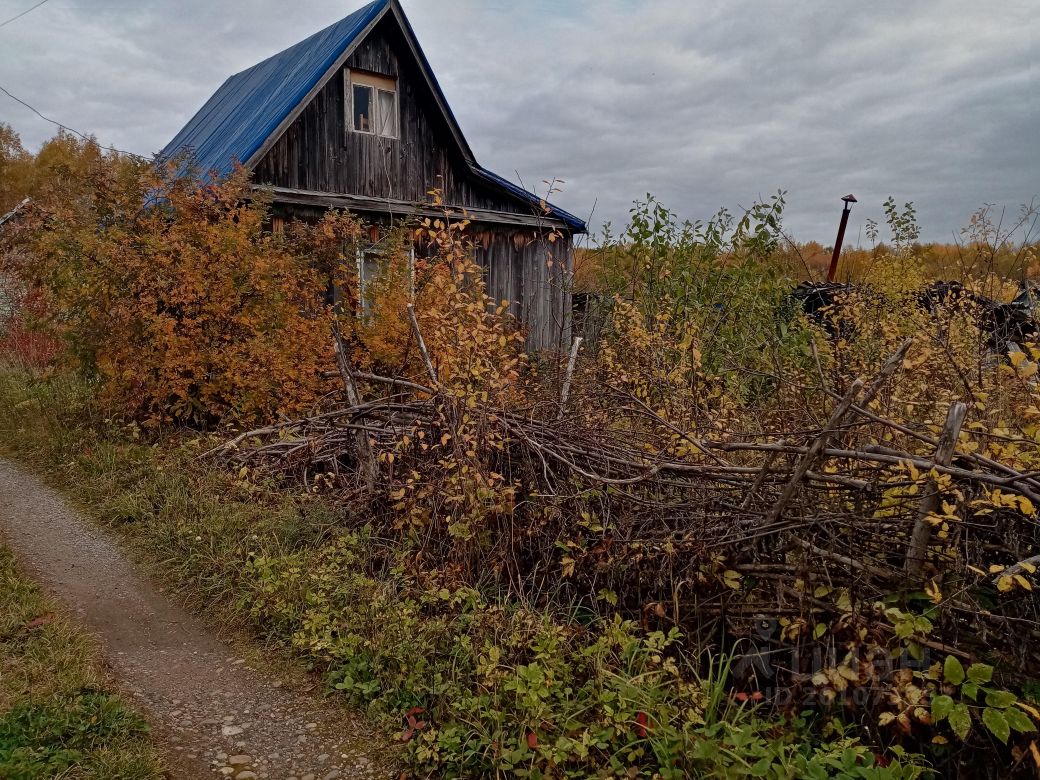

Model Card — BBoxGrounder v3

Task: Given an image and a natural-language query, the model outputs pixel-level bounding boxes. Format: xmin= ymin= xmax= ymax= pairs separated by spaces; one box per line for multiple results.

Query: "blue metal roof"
xmin=160 ymin=0 xmax=386 ymax=178
xmin=160 ymin=0 xmax=585 ymax=232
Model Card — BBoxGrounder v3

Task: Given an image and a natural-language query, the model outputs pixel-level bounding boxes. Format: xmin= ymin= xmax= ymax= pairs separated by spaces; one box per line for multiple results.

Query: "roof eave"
xmin=470 ymin=168 xmax=587 ymax=233
xmin=258 ymin=184 xmax=577 ymax=231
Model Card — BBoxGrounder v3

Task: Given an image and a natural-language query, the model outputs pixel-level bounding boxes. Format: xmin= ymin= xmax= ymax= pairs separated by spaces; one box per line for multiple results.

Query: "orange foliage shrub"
xmin=4 ymin=161 xmax=364 ymax=425
xmin=355 ymin=215 xmax=527 ymax=397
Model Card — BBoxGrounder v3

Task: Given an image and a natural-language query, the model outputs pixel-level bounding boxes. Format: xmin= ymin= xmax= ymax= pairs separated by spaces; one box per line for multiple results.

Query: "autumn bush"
xmin=1 ymin=149 xmax=375 ymax=425
xmin=0 ymin=270 xmax=60 ymax=370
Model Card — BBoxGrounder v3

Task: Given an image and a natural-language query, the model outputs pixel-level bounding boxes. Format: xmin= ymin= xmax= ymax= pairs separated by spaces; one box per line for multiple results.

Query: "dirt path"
xmin=0 ymin=459 xmax=394 ymax=780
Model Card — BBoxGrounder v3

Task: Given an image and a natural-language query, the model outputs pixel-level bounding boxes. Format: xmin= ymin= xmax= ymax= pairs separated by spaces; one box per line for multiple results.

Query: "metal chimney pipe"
xmin=827 ymin=194 xmax=858 ymax=283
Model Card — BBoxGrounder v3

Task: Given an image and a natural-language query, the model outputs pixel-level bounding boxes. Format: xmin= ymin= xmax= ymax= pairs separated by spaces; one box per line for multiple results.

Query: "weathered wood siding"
xmin=277 ymin=204 xmax=572 ymax=352
xmin=254 ymin=17 xmax=529 ymax=215
xmin=472 ymin=228 xmax=573 ymax=353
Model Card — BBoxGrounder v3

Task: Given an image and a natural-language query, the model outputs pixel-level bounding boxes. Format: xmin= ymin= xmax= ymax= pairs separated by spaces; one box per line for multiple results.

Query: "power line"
xmin=0 ymin=83 xmax=149 ymax=159
xmin=0 ymin=0 xmax=51 ymax=29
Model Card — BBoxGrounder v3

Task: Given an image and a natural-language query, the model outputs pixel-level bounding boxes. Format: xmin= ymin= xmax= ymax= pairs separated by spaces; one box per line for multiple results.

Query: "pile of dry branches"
xmin=207 ymin=333 xmax=1040 ymax=673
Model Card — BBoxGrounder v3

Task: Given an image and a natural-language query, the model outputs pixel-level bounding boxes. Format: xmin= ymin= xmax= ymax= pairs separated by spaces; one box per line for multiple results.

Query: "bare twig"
xmin=906 ymin=402 xmax=967 ymax=578
xmin=333 ymin=321 xmax=379 ymax=492
xmin=768 ymin=378 xmax=864 ymax=524
xmin=407 ymin=303 xmax=438 ymax=387
xmin=558 ymin=336 xmax=583 ymax=420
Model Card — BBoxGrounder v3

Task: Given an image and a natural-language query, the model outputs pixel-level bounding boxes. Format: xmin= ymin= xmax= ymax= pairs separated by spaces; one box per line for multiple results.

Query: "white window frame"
xmin=346 ymin=70 xmax=399 ymax=139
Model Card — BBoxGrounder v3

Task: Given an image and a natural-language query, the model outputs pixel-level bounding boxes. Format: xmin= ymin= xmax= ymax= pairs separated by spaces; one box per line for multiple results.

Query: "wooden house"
xmin=161 ymin=0 xmax=585 ymax=351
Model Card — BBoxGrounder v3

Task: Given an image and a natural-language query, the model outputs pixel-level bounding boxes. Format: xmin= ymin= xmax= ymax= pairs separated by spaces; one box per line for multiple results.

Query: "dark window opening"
xmin=352 ymin=84 xmax=373 ymax=133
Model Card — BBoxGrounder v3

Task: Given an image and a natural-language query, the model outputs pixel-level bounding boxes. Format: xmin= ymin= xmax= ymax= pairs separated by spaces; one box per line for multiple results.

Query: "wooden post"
xmin=905 ymin=402 xmax=967 ymax=578
xmin=558 ymin=336 xmax=583 ymax=420
xmin=332 ymin=322 xmax=378 ymax=493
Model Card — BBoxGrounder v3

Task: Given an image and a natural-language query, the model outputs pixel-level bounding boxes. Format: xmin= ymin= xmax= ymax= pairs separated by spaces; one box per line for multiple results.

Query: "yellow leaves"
xmin=903 ymin=460 xmax=921 ymax=482
xmin=902 ymin=350 xmax=930 ymax=370
xmin=973 ymin=488 xmax=1037 ymax=518
xmin=997 ymin=573 xmax=1033 ymax=593
xmin=924 ymin=578 xmax=943 ymax=604
xmin=1008 ymin=350 xmax=1039 ymax=379
xmin=722 ymin=570 xmax=742 ymax=590
xmin=1017 ymin=702 xmax=1040 ymax=720
xmin=560 ymin=555 xmax=575 ymax=578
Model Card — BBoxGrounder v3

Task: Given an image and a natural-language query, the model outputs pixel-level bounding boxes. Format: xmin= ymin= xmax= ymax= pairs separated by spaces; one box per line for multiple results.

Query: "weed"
xmin=0 ymin=544 xmax=163 ymax=779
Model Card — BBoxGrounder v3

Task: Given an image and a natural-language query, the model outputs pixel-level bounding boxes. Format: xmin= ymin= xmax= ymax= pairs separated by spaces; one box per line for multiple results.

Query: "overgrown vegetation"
xmin=0 ymin=373 xmax=928 ymax=779
xmin=0 ymin=542 xmax=163 ymax=779
xmin=2 ymin=123 xmax=1040 ymax=778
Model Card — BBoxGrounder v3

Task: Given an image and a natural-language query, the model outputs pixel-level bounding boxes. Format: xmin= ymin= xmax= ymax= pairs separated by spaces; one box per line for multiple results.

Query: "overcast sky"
xmin=0 ymin=0 xmax=1037 ymax=243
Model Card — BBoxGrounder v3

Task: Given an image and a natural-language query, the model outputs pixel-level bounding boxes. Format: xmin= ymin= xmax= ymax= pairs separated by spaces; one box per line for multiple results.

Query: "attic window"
xmin=348 ymin=70 xmax=398 ymax=139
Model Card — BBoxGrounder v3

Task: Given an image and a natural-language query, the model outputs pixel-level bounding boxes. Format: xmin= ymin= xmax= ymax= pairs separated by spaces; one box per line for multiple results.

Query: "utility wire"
xmin=0 ymin=83 xmax=149 ymax=159
xmin=0 ymin=0 xmax=50 ymax=29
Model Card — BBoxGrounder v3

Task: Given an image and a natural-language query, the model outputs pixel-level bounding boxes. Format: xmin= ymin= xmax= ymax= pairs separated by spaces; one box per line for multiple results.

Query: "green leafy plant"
xmin=930 ymin=657 xmax=1037 ymax=744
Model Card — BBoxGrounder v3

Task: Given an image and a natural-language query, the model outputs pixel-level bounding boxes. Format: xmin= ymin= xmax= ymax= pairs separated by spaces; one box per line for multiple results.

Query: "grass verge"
xmin=0 ymin=543 xmax=164 ymax=779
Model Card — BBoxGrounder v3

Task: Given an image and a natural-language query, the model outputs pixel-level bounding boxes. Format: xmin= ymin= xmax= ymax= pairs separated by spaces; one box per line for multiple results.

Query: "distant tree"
xmin=0 ymin=123 xmax=34 ymax=214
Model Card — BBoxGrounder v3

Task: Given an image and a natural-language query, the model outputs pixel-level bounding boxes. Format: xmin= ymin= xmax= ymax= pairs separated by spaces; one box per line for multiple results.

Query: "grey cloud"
xmin=0 ymin=0 xmax=1036 ymax=243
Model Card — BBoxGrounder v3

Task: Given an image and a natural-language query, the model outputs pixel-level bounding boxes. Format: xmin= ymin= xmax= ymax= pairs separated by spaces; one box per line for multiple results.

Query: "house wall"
xmin=472 ymin=226 xmax=573 ymax=353
xmin=256 ymin=11 xmax=576 ymax=352
xmin=275 ymin=204 xmax=572 ymax=352
xmin=253 ymin=16 xmax=531 ymax=216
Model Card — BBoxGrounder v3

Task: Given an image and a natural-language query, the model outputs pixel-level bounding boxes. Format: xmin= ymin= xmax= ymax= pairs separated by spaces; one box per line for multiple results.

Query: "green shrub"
xmin=0 ymin=544 xmax=162 ymax=780
xmin=241 ymin=533 xmax=929 ymax=778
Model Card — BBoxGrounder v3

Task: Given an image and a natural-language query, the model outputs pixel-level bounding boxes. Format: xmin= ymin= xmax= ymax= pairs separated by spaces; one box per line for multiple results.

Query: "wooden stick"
xmin=354 ymin=371 xmax=435 ymax=396
xmin=767 ymin=378 xmax=863 ymax=524
xmin=793 ymin=538 xmax=896 ymax=580
xmin=333 ymin=322 xmax=379 ymax=493
xmin=740 ymin=440 xmax=784 ymax=510
xmin=407 ymin=303 xmax=438 ymax=387
xmin=558 ymin=336 xmax=583 ymax=420
xmin=840 ymin=393 xmax=1040 ymax=492
xmin=765 ymin=340 xmax=911 ymax=523
xmin=905 ymin=401 xmax=967 ymax=578
xmin=993 ymin=554 xmax=1040 ymax=585
xmin=860 ymin=338 xmax=913 ymax=406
